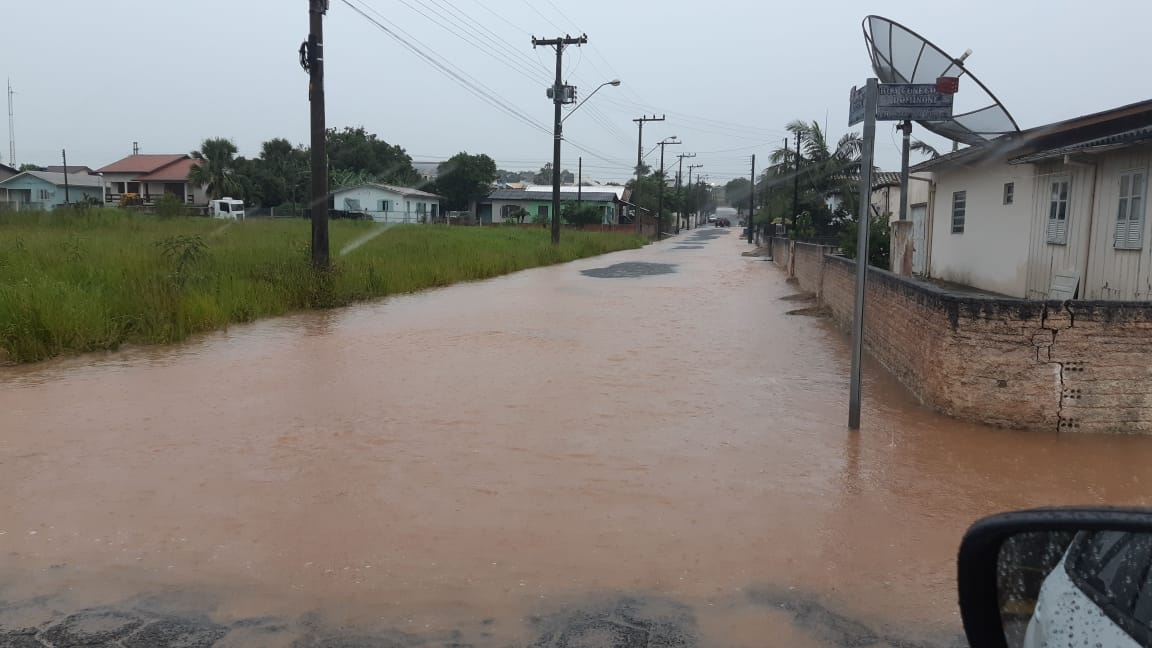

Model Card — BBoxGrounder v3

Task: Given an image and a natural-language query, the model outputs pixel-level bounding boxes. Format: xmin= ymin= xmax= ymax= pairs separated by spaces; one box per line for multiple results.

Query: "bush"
xmin=839 ymin=214 xmax=891 ymax=268
xmin=562 ymin=202 xmax=603 ymax=228
xmin=155 ymin=192 xmax=189 ymax=218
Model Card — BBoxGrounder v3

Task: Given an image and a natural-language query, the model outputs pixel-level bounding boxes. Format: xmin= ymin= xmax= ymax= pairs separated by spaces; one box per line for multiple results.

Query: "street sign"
xmin=875 ymin=83 xmax=954 ymax=121
xmin=848 ymin=86 xmax=865 ymax=126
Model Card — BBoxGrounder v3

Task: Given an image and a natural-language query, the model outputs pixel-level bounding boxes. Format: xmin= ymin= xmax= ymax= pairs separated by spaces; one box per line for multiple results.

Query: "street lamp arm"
xmin=561 ymin=79 xmax=621 ymax=124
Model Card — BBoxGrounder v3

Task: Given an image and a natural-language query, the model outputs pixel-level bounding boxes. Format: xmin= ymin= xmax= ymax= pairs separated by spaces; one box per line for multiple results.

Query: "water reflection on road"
xmin=1 ymin=228 xmax=1149 ymax=647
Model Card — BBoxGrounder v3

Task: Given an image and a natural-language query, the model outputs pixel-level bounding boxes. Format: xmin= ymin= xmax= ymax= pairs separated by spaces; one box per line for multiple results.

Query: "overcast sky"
xmin=3 ymin=0 xmax=1149 ymax=184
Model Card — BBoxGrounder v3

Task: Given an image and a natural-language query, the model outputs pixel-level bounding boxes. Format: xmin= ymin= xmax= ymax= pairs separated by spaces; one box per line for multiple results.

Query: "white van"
xmin=209 ymin=198 xmax=245 ymax=220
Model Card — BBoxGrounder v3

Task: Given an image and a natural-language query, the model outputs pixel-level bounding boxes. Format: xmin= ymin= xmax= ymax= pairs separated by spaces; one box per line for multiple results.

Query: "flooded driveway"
xmin=2 ymin=229 xmax=1150 ymax=647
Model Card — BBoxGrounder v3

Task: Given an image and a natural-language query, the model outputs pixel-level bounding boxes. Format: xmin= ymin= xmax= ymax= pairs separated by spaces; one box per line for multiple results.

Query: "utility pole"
xmin=533 ymin=34 xmax=587 ymax=245
xmin=848 ymin=78 xmax=879 ymax=430
xmin=632 ymin=114 xmax=665 ymax=235
xmin=791 ymin=132 xmax=801 ymax=235
xmin=675 ymin=153 xmax=695 ymax=233
xmin=748 ymin=154 xmax=756 ymax=244
xmin=61 ymin=149 xmax=69 ymax=204
xmin=577 ymin=156 xmax=582 ymax=204
xmin=303 ymin=0 xmax=330 ymax=268
xmin=6 ymin=79 xmax=14 ymax=166
xmin=898 ymin=120 xmax=912 ymax=221
xmin=687 ymin=163 xmax=703 ymax=228
xmin=655 ymin=138 xmax=680 ymax=240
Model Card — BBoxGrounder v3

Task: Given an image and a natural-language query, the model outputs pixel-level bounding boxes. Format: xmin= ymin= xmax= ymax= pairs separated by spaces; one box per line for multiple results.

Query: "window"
xmin=416 ymin=202 xmax=427 ymax=214
xmin=951 ymin=191 xmax=966 ymax=233
xmin=112 ymin=182 xmax=125 ymax=194
xmin=38 ymin=189 xmax=51 ymax=200
xmin=378 ymin=200 xmax=391 ymax=212
xmin=1047 ymin=178 xmax=1071 ymax=244
xmin=1115 ymin=170 xmax=1146 ymax=250
xmin=343 ymin=198 xmax=361 ymax=211
xmin=1003 ymin=182 xmax=1014 ymax=205
xmin=1065 ymin=531 xmax=1152 ymax=642
xmin=537 ymin=205 xmax=549 ymax=219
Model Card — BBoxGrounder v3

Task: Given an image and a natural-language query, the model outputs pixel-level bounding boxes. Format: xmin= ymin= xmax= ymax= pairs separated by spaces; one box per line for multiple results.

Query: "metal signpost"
xmin=846 ymin=78 xmax=953 ymax=430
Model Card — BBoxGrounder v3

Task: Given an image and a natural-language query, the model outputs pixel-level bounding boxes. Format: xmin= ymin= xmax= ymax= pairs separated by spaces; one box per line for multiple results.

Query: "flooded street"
xmin=2 ymin=229 xmax=1150 ymax=647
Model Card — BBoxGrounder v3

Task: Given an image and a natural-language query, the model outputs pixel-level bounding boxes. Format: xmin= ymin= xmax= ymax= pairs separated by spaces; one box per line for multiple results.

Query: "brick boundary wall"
xmin=770 ymin=239 xmax=1152 ymax=434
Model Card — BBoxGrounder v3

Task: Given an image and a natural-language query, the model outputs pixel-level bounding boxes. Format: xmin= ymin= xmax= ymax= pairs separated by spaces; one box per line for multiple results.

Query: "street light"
xmin=548 ymin=79 xmax=620 ymax=245
xmin=561 ymin=79 xmax=621 ymax=124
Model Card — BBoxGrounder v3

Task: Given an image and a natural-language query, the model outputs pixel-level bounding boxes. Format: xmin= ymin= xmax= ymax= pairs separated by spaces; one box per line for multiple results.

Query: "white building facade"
xmin=331 ymin=183 xmax=442 ymax=223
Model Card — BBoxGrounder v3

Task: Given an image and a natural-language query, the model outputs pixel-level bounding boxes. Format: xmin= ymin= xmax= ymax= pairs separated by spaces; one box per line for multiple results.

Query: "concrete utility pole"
xmin=632 ymin=114 xmax=665 ymax=235
xmin=577 ymin=156 xmax=582 ymax=203
xmin=687 ymin=163 xmax=703 ymax=227
xmin=532 ymin=34 xmax=587 ymax=246
xmin=747 ymin=154 xmax=756 ymax=244
xmin=304 ymin=0 xmax=330 ymax=268
xmin=655 ymin=137 xmax=680 ymax=240
xmin=898 ymin=120 xmax=912 ymax=221
xmin=6 ymin=79 xmax=14 ymax=166
xmin=675 ymin=153 xmax=695 ymax=233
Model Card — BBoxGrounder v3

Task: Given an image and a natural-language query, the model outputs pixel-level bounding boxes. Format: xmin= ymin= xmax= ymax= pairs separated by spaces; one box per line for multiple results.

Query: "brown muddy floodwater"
xmin=1 ymin=229 xmax=1150 ymax=647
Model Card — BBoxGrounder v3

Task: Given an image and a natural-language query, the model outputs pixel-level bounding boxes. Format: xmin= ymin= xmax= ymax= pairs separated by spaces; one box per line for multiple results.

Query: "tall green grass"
xmin=0 ymin=209 xmax=645 ymax=363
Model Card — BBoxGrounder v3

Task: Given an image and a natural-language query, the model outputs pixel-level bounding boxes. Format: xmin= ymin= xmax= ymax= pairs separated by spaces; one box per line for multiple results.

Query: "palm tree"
xmin=188 ymin=137 xmax=241 ymax=199
xmin=910 ymin=139 xmax=942 ymax=160
xmin=767 ymin=120 xmax=865 ymax=223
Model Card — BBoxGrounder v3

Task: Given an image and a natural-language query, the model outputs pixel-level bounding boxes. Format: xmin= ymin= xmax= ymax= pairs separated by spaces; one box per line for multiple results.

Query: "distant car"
xmin=1024 ymin=531 xmax=1151 ymax=648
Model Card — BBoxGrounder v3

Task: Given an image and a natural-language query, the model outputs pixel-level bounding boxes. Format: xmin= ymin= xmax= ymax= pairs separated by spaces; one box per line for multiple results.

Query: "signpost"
xmin=845 ymin=78 xmax=954 ymax=430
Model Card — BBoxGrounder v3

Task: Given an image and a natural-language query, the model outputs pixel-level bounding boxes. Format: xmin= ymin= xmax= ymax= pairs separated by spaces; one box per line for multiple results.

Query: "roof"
xmin=522 ymin=183 xmax=628 ymax=200
xmin=96 ymin=154 xmax=188 ymax=174
xmin=0 ymin=162 xmax=16 ymax=175
xmin=0 ymin=171 xmax=104 ymax=188
xmin=1009 ymin=126 xmax=1152 ymax=165
xmin=913 ymin=98 xmax=1152 ymax=172
xmin=43 ymin=165 xmax=93 ymax=174
xmin=136 ymin=158 xmax=200 ymax=182
xmin=485 ymin=189 xmax=619 ymax=202
xmin=871 ymin=171 xmax=901 ymax=189
xmin=332 ymin=182 xmax=442 ymax=199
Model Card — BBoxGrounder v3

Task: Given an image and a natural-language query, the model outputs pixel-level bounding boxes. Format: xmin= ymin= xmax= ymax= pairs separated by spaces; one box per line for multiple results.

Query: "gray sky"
xmin=4 ymin=0 xmax=1148 ymax=184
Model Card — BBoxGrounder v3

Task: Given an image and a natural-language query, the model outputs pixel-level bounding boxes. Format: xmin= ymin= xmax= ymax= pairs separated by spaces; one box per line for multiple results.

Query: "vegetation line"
xmin=0 ymin=209 xmax=645 ymax=364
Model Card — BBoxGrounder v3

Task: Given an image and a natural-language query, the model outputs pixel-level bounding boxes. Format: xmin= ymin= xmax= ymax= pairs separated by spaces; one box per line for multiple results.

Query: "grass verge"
xmin=0 ymin=209 xmax=645 ymax=363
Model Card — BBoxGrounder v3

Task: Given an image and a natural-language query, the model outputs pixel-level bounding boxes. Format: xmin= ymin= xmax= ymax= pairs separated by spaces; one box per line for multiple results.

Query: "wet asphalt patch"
xmin=580 ymin=262 xmax=677 ymax=278
xmin=0 ymin=589 xmax=966 ymax=648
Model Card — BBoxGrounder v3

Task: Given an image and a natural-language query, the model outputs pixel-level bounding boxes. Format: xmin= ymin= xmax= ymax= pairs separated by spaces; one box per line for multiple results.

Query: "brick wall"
xmin=771 ymin=240 xmax=1152 ymax=433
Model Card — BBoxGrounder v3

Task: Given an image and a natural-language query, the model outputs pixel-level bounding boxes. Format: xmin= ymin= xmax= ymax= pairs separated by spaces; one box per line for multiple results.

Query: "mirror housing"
xmin=958 ymin=507 xmax=1152 ymax=648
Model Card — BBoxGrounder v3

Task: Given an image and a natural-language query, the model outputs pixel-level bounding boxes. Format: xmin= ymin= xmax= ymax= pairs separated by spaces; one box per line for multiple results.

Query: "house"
xmin=0 ymin=171 xmax=105 ymax=209
xmin=330 ymin=183 xmax=442 ymax=223
xmin=95 ymin=154 xmax=206 ymax=205
xmin=477 ymin=186 xmax=627 ymax=225
xmin=911 ymin=98 xmax=1152 ymax=300
xmin=0 ymin=162 xmax=16 ymax=181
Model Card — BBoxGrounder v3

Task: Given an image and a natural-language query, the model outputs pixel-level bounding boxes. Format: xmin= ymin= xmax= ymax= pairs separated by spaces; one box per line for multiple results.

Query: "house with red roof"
xmin=95 ymin=154 xmax=206 ymax=205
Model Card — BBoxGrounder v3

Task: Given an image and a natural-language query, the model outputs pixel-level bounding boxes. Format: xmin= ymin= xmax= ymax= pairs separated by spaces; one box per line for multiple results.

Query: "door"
xmin=910 ymin=203 xmax=927 ymax=274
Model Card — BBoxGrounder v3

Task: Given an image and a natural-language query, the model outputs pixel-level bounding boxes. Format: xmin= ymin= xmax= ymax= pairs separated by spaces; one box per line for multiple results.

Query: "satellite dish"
xmin=862 ymin=15 xmax=1020 ymax=145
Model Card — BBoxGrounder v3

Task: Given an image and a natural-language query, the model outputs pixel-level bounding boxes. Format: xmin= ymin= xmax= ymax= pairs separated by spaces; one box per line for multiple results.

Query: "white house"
xmin=910 ymin=99 xmax=1152 ymax=300
xmin=331 ymin=183 xmax=442 ymax=223
xmin=95 ymin=154 xmax=208 ymax=205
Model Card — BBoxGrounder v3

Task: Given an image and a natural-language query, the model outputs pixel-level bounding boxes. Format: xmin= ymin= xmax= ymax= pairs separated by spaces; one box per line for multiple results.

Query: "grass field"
xmin=0 ymin=209 xmax=645 ymax=363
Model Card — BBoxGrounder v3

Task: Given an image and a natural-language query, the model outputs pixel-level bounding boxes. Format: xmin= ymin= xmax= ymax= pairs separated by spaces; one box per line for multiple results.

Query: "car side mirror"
xmin=957 ymin=507 xmax=1152 ymax=648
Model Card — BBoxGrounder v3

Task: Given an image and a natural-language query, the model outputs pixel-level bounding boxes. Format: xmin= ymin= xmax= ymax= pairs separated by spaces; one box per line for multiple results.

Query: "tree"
xmin=188 ymin=137 xmax=241 ymax=200
xmin=433 ymin=152 xmax=497 ymax=211
xmin=18 ymin=163 xmax=40 ymax=172
xmin=725 ymin=178 xmax=752 ymax=214
xmin=561 ymin=202 xmax=603 ymax=228
xmin=910 ymin=139 xmax=942 ymax=160
xmin=766 ymin=119 xmax=865 ymax=235
xmin=326 ymin=126 xmax=420 ymax=186
xmin=532 ymin=163 xmax=574 ymax=185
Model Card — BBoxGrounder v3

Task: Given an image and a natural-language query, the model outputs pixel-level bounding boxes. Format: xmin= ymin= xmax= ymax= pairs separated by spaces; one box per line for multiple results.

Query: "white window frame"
xmin=1046 ymin=177 xmax=1071 ymax=245
xmin=378 ymin=199 xmax=391 ymax=212
xmin=1114 ymin=169 xmax=1146 ymax=250
xmin=951 ymin=190 xmax=966 ymax=234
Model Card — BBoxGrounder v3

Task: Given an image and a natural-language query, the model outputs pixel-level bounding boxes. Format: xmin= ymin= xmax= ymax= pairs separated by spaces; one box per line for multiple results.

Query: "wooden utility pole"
xmin=632 ymin=114 xmax=665 ymax=235
xmin=791 ymin=132 xmax=801 ymax=235
xmin=748 ymin=154 xmax=756 ymax=244
xmin=675 ymin=152 xmax=694 ymax=233
xmin=305 ymin=0 xmax=330 ymax=268
xmin=61 ymin=149 xmax=70 ymax=204
xmin=532 ymin=34 xmax=586 ymax=245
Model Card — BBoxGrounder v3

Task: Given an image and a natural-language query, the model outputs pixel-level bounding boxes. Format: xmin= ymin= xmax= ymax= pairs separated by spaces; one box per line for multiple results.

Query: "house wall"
xmin=928 ymin=159 xmax=1034 ymax=296
xmin=333 ymin=186 xmax=440 ymax=223
xmin=484 ymin=199 xmax=616 ymax=223
xmin=772 ymin=239 xmax=1152 ymax=433
xmin=874 ymin=175 xmax=932 ymax=220
xmin=1024 ymin=160 xmax=1096 ymax=299
xmin=1080 ymin=143 xmax=1152 ymax=300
